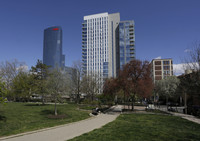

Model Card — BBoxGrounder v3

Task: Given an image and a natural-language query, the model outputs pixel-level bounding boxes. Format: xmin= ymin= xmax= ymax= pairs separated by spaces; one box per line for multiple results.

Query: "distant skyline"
xmin=0 ymin=0 xmax=200 ymax=75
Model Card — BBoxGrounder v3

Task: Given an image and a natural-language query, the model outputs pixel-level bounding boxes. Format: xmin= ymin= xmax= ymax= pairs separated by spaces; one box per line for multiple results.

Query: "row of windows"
xmin=87 ymin=17 xmax=108 ymax=22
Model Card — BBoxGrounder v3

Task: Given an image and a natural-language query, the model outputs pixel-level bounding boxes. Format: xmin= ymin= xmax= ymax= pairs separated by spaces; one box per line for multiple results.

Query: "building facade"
xmin=82 ymin=12 xmax=136 ymax=93
xmin=82 ymin=13 xmax=120 ymax=85
xmin=43 ymin=26 xmax=65 ymax=69
xmin=151 ymin=58 xmax=173 ymax=83
xmin=119 ymin=21 xmax=135 ymax=69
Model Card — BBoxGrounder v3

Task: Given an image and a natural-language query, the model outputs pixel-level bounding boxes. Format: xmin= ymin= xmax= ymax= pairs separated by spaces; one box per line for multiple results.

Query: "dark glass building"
xmin=43 ymin=26 xmax=65 ymax=69
xmin=119 ymin=21 xmax=135 ymax=69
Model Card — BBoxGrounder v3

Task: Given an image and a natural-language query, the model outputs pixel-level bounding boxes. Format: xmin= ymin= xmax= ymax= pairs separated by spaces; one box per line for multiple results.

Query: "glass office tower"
xmin=43 ymin=26 xmax=65 ymax=69
xmin=119 ymin=21 xmax=135 ymax=69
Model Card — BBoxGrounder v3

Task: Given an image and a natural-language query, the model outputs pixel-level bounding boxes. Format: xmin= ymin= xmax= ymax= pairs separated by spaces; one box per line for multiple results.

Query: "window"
xmin=163 ymin=61 xmax=169 ymax=65
xmin=163 ymin=66 xmax=170 ymax=70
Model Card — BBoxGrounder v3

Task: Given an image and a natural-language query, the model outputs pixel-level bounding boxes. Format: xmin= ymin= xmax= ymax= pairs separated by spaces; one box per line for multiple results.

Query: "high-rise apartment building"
xmin=151 ymin=58 xmax=173 ymax=83
xmin=82 ymin=13 xmax=120 ymax=83
xmin=43 ymin=26 xmax=65 ymax=69
xmin=82 ymin=12 xmax=135 ymax=93
xmin=119 ymin=21 xmax=135 ymax=69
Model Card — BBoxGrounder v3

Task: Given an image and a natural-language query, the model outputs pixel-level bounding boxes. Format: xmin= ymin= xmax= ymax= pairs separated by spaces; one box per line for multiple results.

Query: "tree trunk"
xmin=184 ymin=92 xmax=187 ymax=114
xmin=132 ymin=96 xmax=134 ymax=111
xmin=166 ymin=96 xmax=168 ymax=110
xmin=124 ymin=91 xmax=126 ymax=110
xmin=42 ymin=94 xmax=45 ymax=105
xmin=76 ymin=93 xmax=80 ymax=104
xmin=55 ymin=98 xmax=57 ymax=116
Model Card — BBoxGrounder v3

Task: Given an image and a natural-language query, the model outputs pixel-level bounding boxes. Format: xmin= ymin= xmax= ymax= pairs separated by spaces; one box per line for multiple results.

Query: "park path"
xmin=0 ymin=108 xmax=120 ymax=141
xmin=156 ymin=106 xmax=200 ymax=124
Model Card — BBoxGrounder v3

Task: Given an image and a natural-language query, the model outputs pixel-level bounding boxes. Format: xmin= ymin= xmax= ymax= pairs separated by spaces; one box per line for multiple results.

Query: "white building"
xmin=82 ymin=12 xmax=120 ymax=92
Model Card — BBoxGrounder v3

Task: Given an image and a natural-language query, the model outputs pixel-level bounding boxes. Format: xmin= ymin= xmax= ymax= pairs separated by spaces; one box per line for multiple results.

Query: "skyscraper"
xmin=82 ymin=12 xmax=120 ymax=83
xmin=43 ymin=26 xmax=65 ymax=69
xmin=119 ymin=21 xmax=135 ymax=69
xmin=82 ymin=12 xmax=136 ymax=93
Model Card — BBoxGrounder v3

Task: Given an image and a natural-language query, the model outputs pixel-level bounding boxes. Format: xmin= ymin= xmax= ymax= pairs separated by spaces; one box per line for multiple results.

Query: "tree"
xmin=71 ymin=60 xmax=82 ymax=104
xmin=11 ymin=72 xmax=34 ymax=102
xmin=0 ymin=78 xmax=7 ymax=104
xmin=46 ymin=68 xmax=69 ymax=115
xmin=30 ymin=60 xmax=50 ymax=104
xmin=119 ymin=59 xmax=154 ymax=110
xmin=103 ymin=78 xmax=118 ymax=104
xmin=117 ymin=69 xmax=131 ymax=108
xmin=155 ymin=76 xmax=180 ymax=105
xmin=181 ymin=41 xmax=200 ymax=113
xmin=82 ymin=73 xmax=100 ymax=101
xmin=0 ymin=59 xmax=26 ymax=100
xmin=183 ymin=41 xmax=200 ymax=71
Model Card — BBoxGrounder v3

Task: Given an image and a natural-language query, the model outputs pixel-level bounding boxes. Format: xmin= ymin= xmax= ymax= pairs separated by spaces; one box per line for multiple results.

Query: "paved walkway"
xmin=0 ymin=113 xmax=119 ymax=141
xmin=156 ymin=106 xmax=200 ymax=124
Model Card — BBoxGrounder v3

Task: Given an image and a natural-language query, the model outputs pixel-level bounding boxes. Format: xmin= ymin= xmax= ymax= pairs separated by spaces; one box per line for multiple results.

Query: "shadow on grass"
xmin=40 ymin=109 xmax=55 ymax=115
xmin=25 ymin=104 xmax=49 ymax=106
xmin=40 ymin=109 xmax=68 ymax=119
xmin=0 ymin=115 xmax=6 ymax=122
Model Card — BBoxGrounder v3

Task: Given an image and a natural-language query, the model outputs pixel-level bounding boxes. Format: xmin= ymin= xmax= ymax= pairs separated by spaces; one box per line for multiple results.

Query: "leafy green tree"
xmin=11 ymin=72 xmax=34 ymax=102
xmin=0 ymin=78 xmax=7 ymax=104
xmin=0 ymin=59 xmax=27 ymax=100
xmin=30 ymin=60 xmax=50 ymax=104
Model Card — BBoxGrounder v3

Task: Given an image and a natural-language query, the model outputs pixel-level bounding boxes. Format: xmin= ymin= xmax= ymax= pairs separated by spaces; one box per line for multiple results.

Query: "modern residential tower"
xmin=43 ymin=26 xmax=65 ymax=69
xmin=82 ymin=12 xmax=135 ymax=92
xmin=82 ymin=13 xmax=120 ymax=84
xmin=119 ymin=21 xmax=135 ymax=69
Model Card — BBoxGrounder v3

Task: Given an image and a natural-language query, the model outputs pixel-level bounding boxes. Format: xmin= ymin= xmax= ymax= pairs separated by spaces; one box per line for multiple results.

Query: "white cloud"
xmin=173 ymin=62 xmax=199 ymax=76
xmin=17 ymin=64 xmax=29 ymax=72
xmin=184 ymin=49 xmax=191 ymax=53
xmin=173 ymin=64 xmax=185 ymax=76
xmin=155 ymin=56 xmax=161 ymax=59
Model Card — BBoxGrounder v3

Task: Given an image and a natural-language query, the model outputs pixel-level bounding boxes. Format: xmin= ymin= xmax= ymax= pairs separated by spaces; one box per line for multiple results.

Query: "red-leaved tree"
xmin=119 ymin=59 xmax=154 ymax=110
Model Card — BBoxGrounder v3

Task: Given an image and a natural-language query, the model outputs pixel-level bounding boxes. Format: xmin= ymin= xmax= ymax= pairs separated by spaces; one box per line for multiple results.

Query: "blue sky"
xmin=0 ymin=0 xmax=200 ymax=73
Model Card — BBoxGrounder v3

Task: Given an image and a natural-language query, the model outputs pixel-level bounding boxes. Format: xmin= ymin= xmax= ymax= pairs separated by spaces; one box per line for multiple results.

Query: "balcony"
xmin=82 ymin=52 xmax=87 ymax=55
xmin=82 ymin=58 xmax=87 ymax=61
xmin=82 ymin=41 xmax=87 ymax=43
xmin=129 ymin=25 xmax=134 ymax=28
xmin=129 ymin=29 xmax=134 ymax=32
xmin=130 ymin=56 xmax=135 ymax=59
xmin=82 ymin=48 xmax=87 ymax=51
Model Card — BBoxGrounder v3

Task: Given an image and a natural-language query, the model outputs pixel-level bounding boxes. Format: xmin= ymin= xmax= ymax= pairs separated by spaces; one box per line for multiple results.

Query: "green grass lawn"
xmin=0 ymin=102 xmax=90 ymax=137
xmin=70 ymin=114 xmax=200 ymax=141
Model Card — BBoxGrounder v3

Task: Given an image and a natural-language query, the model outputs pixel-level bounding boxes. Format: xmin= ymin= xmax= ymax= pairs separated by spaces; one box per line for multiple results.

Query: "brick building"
xmin=151 ymin=58 xmax=173 ymax=83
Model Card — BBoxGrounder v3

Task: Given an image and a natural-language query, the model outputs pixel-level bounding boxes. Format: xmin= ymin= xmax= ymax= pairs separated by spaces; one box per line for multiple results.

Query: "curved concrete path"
xmin=0 ymin=113 xmax=119 ymax=141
